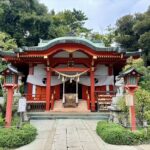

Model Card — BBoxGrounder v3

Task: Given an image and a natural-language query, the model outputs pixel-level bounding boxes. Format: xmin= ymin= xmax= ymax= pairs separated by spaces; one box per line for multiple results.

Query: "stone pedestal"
xmin=108 ymin=96 xmax=123 ymax=123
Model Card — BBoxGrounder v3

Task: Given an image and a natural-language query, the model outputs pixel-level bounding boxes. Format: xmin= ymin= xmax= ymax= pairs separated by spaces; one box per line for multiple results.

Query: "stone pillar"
xmin=46 ymin=67 xmax=51 ymax=111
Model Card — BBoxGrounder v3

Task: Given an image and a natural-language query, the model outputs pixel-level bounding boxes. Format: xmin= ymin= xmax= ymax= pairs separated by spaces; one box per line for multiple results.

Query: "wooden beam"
xmin=51 ymin=58 xmax=91 ymax=67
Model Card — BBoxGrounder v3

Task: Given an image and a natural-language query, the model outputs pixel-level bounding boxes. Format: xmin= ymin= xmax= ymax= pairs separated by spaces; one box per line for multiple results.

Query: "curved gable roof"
xmin=22 ymin=36 xmax=124 ymax=53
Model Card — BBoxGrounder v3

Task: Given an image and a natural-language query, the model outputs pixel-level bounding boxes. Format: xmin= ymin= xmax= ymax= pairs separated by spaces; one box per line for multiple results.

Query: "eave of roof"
xmin=125 ymin=51 xmax=142 ymax=57
xmin=21 ymin=36 xmax=125 ymax=53
xmin=0 ymin=50 xmax=17 ymax=57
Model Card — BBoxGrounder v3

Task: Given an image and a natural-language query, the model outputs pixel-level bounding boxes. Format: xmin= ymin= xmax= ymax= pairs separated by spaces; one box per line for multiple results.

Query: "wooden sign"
xmin=125 ymin=94 xmax=133 ymax=106
xmin=18 ymin=97 xmax=27 ymax=112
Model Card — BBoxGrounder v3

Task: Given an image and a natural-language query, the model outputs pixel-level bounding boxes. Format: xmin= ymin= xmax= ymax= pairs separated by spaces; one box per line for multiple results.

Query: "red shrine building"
xmin=0 ymin=37 xmax=140 ymax=112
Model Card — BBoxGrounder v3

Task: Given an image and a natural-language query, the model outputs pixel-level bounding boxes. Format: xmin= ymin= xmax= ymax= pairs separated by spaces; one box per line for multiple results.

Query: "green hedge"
xmin=0 ymin=117 xmax=4 ymax=126
xmin=0 ymin=123 xmax=37 ymax=148
xmin=96 ymin=121 xmax=150 ymax=145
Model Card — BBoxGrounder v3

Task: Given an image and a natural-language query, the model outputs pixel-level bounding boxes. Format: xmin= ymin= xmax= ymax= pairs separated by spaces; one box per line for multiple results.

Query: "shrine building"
xmin=0 ymin=37 xmax=140 ymax=112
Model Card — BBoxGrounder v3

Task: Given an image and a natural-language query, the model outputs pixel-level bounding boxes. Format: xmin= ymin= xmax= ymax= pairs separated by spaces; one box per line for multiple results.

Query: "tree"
xmin=135 ymin=88 xmax=150 ymax=125
xmin=138 ymin=32 xmax=150 ymax=65
xmin=49 ymin=9 xmax=90 ymax=38
xmin=115 ymin=15 xmax=139 ymax=51
xmin=115 ymin=7 xmax=150 ymax=65
xmin=89 ymin=26 xmax=115 ymax=47
xmin=0 ymin=32 xmax=17 ymax=50
xmin=0 ymin=1 xmax=90 ymax=46
xmin=0 ymin=0 xmax=50 ymax=46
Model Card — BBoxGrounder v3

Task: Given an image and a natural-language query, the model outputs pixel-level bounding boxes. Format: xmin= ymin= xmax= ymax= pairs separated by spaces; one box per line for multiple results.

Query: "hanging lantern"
xmin=77 ymin=76 xmax=80 ymax=82
xmin=70 ymin=78 xmax=73 ymax=83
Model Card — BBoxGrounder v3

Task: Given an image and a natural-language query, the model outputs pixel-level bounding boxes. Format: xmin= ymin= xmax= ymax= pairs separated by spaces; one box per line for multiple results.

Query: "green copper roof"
xmin=0 ymin=50 xmax=16 ymax=56
xmin=22 ymin=36 xmax=125 ymax=53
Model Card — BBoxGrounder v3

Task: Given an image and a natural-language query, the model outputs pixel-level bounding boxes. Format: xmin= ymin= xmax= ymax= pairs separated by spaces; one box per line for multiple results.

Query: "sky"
xmin=39 ymin=0 xmax=150 ymax=33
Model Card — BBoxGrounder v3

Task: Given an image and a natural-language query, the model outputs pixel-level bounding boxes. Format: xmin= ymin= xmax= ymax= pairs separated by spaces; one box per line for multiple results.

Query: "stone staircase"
xmin=27 ymin=112 xmax=109 ymax=120
xmin=27 ymin=100 xmax=109 ymax=120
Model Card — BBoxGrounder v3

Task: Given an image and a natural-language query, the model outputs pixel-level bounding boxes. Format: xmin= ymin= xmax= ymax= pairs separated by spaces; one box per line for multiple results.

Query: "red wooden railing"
xmin=24 ymin=94 xmax=46 ymax=101
xmin=24 ymin=94 xmax=46 ymax=112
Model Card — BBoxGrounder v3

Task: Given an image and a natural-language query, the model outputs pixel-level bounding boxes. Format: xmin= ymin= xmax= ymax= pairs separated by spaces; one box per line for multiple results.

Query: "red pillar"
xmin=129 ymin=91 xmax=136 ymax=131
xmin=125 ymin=87 xmax=137 ymax=131
xmin=46 ymin=67 xmax=51 ymax=111
xmin=90 ymin=68 xmax=95 ymax=112
xmin=130 ymin=104 xmax=136 ymax=131
xmin=5 ymin=87 xmax=14 ymax=128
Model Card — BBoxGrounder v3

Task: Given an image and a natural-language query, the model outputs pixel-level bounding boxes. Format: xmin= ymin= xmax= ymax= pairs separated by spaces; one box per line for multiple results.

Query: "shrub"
xmin=0 ymin=114 xmax=4 ymax=126
xmin=96 ymin=121 xmax=150 ymax=145
xmin=0 ymin=123 xmax=37 ymax=148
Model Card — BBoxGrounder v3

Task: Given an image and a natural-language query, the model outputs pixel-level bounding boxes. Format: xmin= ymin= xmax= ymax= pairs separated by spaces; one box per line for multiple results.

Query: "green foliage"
xmin=0 ymin=123 xmax=37 ymax=148
xmin=49 ymin=9 xmax=90 ymax=39
xmin=135 ymin=88 xmax=150 ymax=124
xmin=139 ymin=31 xmax=150 ymax=64
xmin=117 ymin=96 xmax=128 ymax=113
xmin=90 ymin=26 xmax=115 ymax=46
xmin=115 ymin=7 xmax=150 ymax=65
xmin=117 ymin=97 xmax=129 ymax=125
xmin=96 ymin=121 xmax=150 ymax=145
xmin=0 ymin=114 xmax=4 ymax=126
xmin=0 ymin=1 xmax=90 ymax=46
xmin=144 ymin=111 xmax=150 ymax=124
xmin=0 ymin=32 xmax=17 ymax=50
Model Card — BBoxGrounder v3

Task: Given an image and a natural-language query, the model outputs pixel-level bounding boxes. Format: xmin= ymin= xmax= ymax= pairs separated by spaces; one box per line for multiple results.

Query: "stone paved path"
xmin=16 ymin=119 xmax=149 ymax=150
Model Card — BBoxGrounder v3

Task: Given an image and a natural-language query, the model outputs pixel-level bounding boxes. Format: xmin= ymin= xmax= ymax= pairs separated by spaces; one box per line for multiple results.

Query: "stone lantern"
xmin=119 ymin=67 xmax=143 ymax=131
xmin=1 ymin=64 xmax=23 ymax=127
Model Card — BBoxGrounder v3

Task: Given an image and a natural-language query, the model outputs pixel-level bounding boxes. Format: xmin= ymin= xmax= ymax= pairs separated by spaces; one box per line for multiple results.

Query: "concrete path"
xmin=16 ymin=119 xmax=149 ymax=150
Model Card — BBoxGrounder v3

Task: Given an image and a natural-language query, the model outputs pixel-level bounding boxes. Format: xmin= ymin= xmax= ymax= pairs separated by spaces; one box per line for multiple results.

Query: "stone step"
xmin=27 ymin=112 xmax=109 ymax=120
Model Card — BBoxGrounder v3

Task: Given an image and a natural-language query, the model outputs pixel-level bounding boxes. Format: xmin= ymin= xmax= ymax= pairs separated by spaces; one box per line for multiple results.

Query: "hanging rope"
xmin=53 ymin=68 xmax=88 ymax=104
xmin=53 ymin=69 xmax=89 ymax=78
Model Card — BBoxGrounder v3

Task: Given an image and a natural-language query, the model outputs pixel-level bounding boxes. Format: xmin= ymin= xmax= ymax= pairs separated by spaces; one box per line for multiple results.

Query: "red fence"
xmin=24 ymin=94 xmax=46 ymax=112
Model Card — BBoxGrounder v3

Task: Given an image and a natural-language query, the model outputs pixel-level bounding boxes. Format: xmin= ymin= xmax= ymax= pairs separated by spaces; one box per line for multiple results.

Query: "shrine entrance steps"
xmin=27 ymin=112 xmax=109 ymax=120
xmin=51 ymin=100 xmax=89 ymax=113
xmin=27 ymin=100 xmax=110 ymax=120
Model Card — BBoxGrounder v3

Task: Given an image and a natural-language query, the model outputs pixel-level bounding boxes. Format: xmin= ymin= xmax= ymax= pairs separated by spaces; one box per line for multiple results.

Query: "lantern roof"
xmin=119 ymin=67 xmax=143 ymax=77
xmin=0 ymin=64 xmax=23 ymax=76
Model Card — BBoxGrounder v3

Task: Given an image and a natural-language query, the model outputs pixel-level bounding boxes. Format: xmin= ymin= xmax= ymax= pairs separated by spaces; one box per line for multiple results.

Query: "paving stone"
xmin=16 ymin=119 xmax=149 ymax=150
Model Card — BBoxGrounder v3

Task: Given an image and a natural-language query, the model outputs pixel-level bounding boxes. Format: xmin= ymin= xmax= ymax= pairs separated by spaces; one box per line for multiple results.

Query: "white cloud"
xmin=39 ymin=0 xmax=150 ymax=33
